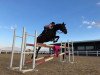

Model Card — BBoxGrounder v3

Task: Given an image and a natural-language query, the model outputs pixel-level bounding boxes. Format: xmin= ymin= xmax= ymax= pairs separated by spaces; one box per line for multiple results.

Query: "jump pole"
xmin=59 ymin=40 xmax=74 ymax=63
xmin=25 ymin=41 xmax=74 ymax=70
xmin=68 ymin=40 xmax=74 ymax=63
xmin=32 ymin=30 xmax=37 ymax=69
xmin=10 ymin=29 xmax=16 ymax=68
xmin=26 ymin=53 xmax=66 ymax=65
xmin=19 ymin=27 xmax=26 ymax=71
xmin=22 ymin=32 xmax=27 ymax=66
xmin=60 ymin=41 xmax=62 ymax=62
xmin=68 ymin=40 xmax=70 ymax=62
xmin=60 ymin=42 xmax=66 ymax=62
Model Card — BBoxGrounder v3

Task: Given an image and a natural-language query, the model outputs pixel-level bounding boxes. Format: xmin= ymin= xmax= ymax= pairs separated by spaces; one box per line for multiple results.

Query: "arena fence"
xmin=74 ymin=51 xmax=100 ymax=56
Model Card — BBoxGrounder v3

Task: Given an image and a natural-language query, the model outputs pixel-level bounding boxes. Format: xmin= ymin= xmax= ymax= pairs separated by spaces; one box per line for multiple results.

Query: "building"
xmin=50 ymin=39 xmax=100 ymax=56
xmin=73 ymin=40 xmax=100 ymax=56
xmin=0 ymin=47 xmax=21 ymax=54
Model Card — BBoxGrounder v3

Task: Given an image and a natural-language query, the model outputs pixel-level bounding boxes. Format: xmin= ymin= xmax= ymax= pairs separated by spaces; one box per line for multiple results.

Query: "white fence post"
xmin=86 ymin=51 xmax=88 ymax=56
xmin=97 ymin=51 xmax=98 ymax=56
xmin=71 ymin=41 xmax=74 ymax=62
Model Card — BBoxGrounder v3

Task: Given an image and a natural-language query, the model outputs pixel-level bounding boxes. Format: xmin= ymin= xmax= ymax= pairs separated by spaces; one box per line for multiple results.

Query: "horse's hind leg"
xmin=35 ymin=47 xmax=41 ymax=58
xmin=31 ymin=47 xmax=41 ymax=59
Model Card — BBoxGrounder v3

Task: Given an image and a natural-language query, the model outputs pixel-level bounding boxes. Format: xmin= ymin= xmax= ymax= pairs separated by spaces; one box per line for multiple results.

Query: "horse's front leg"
xmin=53 ymin=36 xmax=59 ymax=43
xmin=31 ymin=47 xmax=41 ymax=59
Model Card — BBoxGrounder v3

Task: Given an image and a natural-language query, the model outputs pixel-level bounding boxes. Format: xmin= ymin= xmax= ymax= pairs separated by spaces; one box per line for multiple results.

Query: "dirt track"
xmin=0 ymin=54 xmax=100 ymax=75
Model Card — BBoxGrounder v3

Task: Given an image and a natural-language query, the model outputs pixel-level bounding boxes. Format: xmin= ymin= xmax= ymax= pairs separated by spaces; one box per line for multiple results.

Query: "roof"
xmin=73 ymin=39 xmax=100 ymax=43
xmin=50 ymin=39 xmax=100 ymax=45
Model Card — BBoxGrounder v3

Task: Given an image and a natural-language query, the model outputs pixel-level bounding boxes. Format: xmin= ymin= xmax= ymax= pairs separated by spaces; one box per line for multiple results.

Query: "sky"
xmin=0 ymin=0 xmax=100 ymax=48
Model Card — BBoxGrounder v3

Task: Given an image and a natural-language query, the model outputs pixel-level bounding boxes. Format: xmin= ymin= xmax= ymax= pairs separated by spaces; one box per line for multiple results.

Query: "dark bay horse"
xmin=31 ymin=22 xmax=67 ymax=58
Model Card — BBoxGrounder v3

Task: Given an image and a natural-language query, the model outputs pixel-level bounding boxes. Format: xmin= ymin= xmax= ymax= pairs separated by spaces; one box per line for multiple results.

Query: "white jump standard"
xmin=9 ymin=27 xmax=37 ymax=73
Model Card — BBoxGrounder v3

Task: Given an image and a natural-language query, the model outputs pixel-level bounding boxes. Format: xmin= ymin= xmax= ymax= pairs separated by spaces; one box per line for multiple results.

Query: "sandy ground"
xmin=0 ymin=54 xmax=100 ymax=75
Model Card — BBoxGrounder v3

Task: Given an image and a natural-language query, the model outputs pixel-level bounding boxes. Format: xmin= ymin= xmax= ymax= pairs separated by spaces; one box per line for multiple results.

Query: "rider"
xmin=40 ymin=22 xmax=55 ymax=35
xmin=44 ymin=22 xmax=55 ymax=30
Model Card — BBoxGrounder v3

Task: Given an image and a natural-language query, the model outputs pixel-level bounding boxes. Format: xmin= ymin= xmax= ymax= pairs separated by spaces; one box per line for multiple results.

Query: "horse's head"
xmin=57 ymin=22 xmax=67 ymax=34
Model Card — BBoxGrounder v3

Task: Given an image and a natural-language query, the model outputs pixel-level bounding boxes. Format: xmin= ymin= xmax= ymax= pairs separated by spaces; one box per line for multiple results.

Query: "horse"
xmin=31 ymin=22 xmax=67 ymax=59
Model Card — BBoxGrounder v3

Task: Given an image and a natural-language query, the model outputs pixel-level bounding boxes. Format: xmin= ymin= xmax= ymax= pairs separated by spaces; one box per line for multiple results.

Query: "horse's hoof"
xmin=31 ymin=57 xmax=33 ymax=59
xmin=53 ymin=40 xmax=55 ymax=42
xmin=31 ymin=56 xmax=37 ymax=59
xmin=31 ymin=56 xmax=33 ymax=59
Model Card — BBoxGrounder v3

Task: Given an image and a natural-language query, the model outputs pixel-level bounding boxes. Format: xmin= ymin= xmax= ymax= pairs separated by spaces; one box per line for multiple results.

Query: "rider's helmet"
xmin=50 ymin=22 xmax=55 ymax=28
xmin=50 ymin=22 xmax=55 ymax=25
